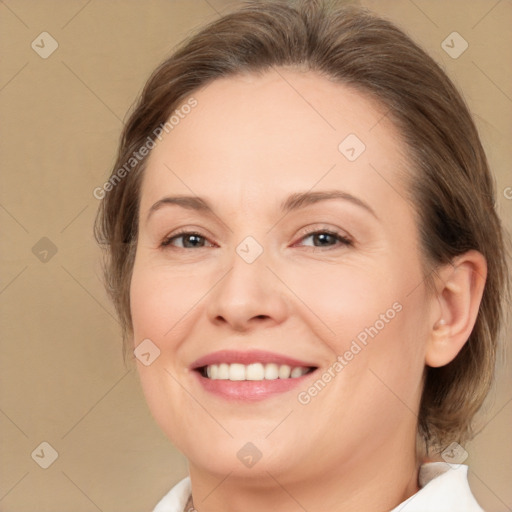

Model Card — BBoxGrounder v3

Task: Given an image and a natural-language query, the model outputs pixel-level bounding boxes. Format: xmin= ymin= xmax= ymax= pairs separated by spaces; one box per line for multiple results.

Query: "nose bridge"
xmin=206 ymin=234 xmax=287 ymax=329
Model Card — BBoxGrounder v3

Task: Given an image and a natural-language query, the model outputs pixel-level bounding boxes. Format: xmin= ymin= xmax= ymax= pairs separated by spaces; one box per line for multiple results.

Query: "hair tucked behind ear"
xmin=95 ymin=0 xmax=510 ymax=453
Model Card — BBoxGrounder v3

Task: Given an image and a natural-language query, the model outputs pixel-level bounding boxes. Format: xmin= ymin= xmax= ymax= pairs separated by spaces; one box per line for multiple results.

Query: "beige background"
xmin=0 ymin=0 xmax=510 ymax=511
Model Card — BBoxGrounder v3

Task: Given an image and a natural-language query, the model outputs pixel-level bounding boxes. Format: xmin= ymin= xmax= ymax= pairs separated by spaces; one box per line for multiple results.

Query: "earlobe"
xmin=425 ymin=250 xmax=487 ymax=368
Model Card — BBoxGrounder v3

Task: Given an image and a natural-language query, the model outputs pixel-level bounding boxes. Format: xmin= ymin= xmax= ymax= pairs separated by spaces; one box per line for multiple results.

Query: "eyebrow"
xmin=281 ymin=190 xmax=377 ymax=218
xmin=146 ymin=190 xmax=378 ymax=223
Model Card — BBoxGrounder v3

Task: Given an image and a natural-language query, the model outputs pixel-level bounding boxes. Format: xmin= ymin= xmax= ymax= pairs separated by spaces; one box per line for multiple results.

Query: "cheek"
xmin=284 ymin=260 xmax=411 ymax=348
xmin=129 ymin=259 xmax=207 ymax=345
xmin=129 ymin=259 xmax=204 ymax=445
xmin=288 ymin=257 xmax=428 ymax=406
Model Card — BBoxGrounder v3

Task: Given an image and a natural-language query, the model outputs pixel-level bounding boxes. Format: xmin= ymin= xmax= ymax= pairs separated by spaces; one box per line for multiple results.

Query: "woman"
xmin=95 ymin=1 xmax=509 ymax=510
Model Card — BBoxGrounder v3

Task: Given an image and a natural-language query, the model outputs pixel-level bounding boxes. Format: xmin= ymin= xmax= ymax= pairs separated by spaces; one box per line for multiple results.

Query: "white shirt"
xmin=153 ymin=462 xmax=484 ymax=512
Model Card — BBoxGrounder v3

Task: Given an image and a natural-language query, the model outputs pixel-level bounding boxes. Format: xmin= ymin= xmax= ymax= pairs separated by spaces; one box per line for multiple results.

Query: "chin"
xmin=177 ymin=430 xmax=302 ymax=478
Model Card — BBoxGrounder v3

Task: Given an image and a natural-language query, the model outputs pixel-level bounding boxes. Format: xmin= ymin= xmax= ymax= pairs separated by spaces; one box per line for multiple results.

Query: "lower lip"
xmin=193 ymin=370 xmax=317 ymax=401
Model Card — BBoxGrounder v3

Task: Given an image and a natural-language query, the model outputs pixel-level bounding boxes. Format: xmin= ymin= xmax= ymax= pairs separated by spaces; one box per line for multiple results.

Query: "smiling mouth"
xmin=197 ymin=363 xmax=317 ymax=381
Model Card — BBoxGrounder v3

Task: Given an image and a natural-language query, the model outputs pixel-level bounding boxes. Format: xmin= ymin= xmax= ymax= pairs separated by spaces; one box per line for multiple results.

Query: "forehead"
xmin=140 ymin=68 xmax=410 ymax=220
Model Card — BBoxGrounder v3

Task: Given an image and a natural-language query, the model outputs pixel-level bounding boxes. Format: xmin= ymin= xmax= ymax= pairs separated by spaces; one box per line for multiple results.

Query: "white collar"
xmin=153 ymin=463 xmax=483 ymax=512
xmin=390 ymin=462 xmax=483 ymax=511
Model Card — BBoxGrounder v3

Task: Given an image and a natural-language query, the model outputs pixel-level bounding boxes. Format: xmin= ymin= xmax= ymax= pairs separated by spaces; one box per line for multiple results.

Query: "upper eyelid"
xmin=295 ymin=224 xmax=351 ymax=238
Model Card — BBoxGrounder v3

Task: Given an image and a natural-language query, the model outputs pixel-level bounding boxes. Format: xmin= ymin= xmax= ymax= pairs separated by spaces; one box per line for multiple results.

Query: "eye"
xmin=160 ymin=230 xmax=215 ymax=249
xmin=160 ymin=228 xmax=351 ymax=250
xmin=295 ymin=229 xmax=352 ymax=249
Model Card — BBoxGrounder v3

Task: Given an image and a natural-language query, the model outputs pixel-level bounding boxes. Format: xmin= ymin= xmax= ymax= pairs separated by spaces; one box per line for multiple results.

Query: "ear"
xmin=425 ymin=250 xmax=487 ymax=368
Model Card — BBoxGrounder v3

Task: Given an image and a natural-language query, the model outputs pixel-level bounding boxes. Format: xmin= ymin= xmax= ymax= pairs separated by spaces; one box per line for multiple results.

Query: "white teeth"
xmin=278 ymin=364 xmax=291 ymax=379
xmin=218 ymin=363 xmax=230 ymax=380
xmin=264 ymin=363 xmax=279 ymax=380
xmin=229 ymin=363 xmax=246 ymax=381
xmin=246 ymin=363 xmax=265 ymax=380
xmin=204 ymin=363 xmax=311 ymax=381
xmin=290 ymin=366 xmax=305 ymax=378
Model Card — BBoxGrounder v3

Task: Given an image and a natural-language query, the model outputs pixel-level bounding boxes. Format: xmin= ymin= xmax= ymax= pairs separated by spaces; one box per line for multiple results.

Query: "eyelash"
xmin=160 ymin=228 xmax=353 ymax=250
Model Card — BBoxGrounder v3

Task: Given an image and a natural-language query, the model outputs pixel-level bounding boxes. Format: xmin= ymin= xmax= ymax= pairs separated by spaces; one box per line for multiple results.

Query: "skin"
xmin=130 ymin=69 xmax=486 ymax=512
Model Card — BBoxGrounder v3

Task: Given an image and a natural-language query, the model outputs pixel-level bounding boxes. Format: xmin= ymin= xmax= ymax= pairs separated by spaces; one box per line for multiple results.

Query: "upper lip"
xmin=190 ymin=350 xmax=318 ymax=370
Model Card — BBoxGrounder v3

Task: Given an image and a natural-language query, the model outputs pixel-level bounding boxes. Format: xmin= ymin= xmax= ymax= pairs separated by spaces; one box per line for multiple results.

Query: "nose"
xmin=206 ymin=245 xmax=289 ymax=332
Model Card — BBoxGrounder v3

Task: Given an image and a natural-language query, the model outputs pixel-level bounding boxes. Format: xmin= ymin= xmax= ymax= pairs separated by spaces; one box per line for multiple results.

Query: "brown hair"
xmin=94 ymin=0 xmax=509 ymax=452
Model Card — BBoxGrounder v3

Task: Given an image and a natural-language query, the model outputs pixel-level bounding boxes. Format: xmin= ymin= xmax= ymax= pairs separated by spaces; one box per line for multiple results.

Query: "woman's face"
xmin=130 ymin=69 xmax=434 ymax=482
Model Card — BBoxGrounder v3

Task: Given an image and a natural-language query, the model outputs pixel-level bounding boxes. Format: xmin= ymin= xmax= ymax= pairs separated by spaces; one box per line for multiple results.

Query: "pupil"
xmin=315 ymin=233 xmax=333 ymax=246
xmin=185 ymin=235 xmax=202 ymax=247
